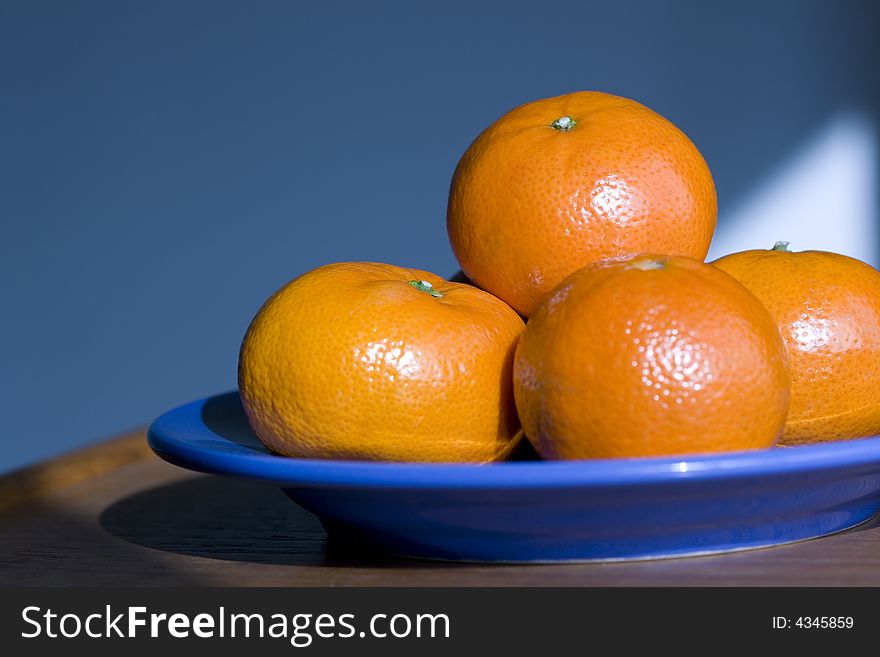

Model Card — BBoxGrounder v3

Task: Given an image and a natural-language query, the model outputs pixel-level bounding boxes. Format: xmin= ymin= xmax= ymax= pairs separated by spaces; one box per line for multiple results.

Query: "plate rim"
xmin=147 ymin=392 xmax=880 ymax=490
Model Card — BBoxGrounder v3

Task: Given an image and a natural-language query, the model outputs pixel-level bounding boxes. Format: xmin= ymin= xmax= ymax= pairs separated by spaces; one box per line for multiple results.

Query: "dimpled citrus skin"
xmin=513 ymin=255 xmax=791 ymax=459
xmin=447 ymin=91 xmax=717 ymax=317
xmin=713 ymin=247 xmax=880 ymax=445
xmin=238 ymin=262 xmax=525 ymax=462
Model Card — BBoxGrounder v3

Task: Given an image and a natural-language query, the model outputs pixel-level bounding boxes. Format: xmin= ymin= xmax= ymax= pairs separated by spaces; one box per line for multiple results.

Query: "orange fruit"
xmin=513 ymin=254 xmax=790 ymax=459
xmin=238 ymin=262 xmax=525 ymax=462
xmin=447 ymin=90 xmax=717 ymax=317
xmin=713 ymin=243 xmax=880 ymax=445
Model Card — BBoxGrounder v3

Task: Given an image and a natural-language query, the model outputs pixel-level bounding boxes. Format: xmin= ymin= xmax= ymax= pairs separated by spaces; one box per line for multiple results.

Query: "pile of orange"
xmin=239 ymin=91 xmax=880 ymax=463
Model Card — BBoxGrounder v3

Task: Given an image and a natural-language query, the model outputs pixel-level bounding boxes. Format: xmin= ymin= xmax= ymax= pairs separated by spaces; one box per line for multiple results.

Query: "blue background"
xmin=2 ymin=0 xmax=878 ymax=472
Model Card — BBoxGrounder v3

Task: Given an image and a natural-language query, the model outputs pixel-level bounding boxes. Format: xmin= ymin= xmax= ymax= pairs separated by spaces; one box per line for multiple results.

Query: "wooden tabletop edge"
xmin=0 ymin=430 xmax=154 ymax=514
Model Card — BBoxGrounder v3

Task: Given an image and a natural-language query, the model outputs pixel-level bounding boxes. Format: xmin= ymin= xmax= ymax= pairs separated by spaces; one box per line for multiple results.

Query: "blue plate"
xmin=147 ymin=392 xmax=880 ymax=562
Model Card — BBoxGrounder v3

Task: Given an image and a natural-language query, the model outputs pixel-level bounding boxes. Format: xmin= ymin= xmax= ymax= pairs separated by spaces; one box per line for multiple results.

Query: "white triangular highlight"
xmin=708 ymin=113 xmax=878 ymax=266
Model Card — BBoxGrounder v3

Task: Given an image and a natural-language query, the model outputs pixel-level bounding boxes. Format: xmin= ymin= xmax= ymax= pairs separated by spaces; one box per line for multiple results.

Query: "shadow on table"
xmin=98 ymin=475 xmax=449 ymax=568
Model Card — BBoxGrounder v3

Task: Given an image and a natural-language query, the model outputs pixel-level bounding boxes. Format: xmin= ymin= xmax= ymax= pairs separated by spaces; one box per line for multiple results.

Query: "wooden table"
xmin=2 ymin=432 xmax=880 ymax=586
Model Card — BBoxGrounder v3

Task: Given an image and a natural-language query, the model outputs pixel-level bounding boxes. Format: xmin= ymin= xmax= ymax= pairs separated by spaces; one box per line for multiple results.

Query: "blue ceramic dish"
xmin=147 ymin=392 xmax=880 ymax=562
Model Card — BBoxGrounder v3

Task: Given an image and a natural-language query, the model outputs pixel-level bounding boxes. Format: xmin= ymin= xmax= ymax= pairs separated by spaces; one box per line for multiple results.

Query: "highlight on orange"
xmin=447 ymin=91 xmax=717 ymax=317
xmin=714 ymin=242 xmax=880 ymax=445
xmin=513 ymin=254 xmax=791 ymax=459
xmin=238 ymin=262 xmax=525 ymax=462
